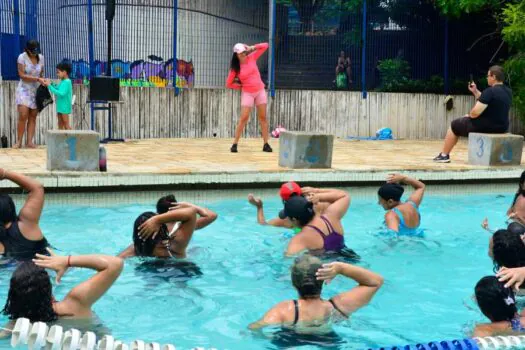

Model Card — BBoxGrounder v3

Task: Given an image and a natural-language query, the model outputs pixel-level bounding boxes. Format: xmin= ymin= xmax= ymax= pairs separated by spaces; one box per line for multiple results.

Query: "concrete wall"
xmin=0 ymin=81 xmax=522 ymax=145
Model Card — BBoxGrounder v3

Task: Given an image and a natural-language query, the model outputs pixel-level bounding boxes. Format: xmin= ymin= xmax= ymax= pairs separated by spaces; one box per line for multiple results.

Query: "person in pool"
xmin=279 ymin=188 xmax=350 ymax=256
xmin=1 ymin=249 xmax=122 ymax=329
xmin=473 ymin=276 xmax=525 ymax=337
xmin=508 ymin=171 xmax=525 ymax=225
xmin=248 ymin=182 xmax=328 ymax=229
xmin=156 ymin=194 xmax=218 ymax=233
xmin=249 ymin=254 xmax=383 ymax=330
xmin=377 ymin=174 xmax=425 ymax=235
xmin=489 ymin=229 xmax=525 ymax=272
xmin=482 ymin=171 xmax=525 ymax=230
xmin=0 ymin=169 xmax=50 ymax=260
xmin=118 ymin=204 xmax=198 ymax=259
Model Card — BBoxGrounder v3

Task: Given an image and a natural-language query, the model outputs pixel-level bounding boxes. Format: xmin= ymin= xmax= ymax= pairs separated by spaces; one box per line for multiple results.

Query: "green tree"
xmin=434 ymin=0 xmax=525 ymax=120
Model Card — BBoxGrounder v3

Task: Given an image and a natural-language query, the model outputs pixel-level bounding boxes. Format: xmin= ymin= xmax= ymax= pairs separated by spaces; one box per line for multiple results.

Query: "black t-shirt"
xmin=473 ymin=84 xmax=512 ymax=131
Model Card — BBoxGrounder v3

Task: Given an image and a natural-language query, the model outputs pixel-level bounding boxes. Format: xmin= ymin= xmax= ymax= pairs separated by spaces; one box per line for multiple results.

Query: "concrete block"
xmin=468 ymin=133 xmax=524 ymax=166
xmin=46 ymin=130 xmax=100 ymax=171
xmin=279 ymin=131 xmax=334 ymax=169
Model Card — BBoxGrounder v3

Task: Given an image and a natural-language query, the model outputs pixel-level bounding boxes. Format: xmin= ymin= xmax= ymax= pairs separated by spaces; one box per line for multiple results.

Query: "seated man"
xmin=433 ymin=65 xmax=512 ymax=163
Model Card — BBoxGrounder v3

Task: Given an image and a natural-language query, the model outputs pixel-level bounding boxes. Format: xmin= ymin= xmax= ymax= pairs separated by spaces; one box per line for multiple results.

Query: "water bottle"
xmin=99 ymin=146 xmax=107 ymax=172
xmin=1 ymin=135 xmax=7 ymax=148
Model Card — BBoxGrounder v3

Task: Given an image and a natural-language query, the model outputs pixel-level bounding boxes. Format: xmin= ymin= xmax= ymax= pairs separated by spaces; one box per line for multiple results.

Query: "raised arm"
xmin=1 ymin=169 xmax=44 ymax=238
xmin=387 ymin=174 xmax=425 ymax=207
xmin=316 ymin=262 xmax=383 ymax=316
xmin=248 ymin=194 xmax=293 ymax=228
xmin=249 ymin=43 xmax=269 ymax=61
xmin=226 ymin=70 xmax=241 ymax=90
xmin=191 ymin=204 xmax=218 ymax=230
xmin=303 ymin=188 xmax=350 ymax=220
xmin=34 ymin=251 xmax=123 ymax=316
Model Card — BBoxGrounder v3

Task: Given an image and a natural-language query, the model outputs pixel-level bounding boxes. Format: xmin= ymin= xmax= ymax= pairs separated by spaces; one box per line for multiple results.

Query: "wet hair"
xmin=508 ymin=222 xmax=525 ymax=236
xmin=56 ymin=61 xmax=72 ymax=76
xmin=488 ymin=65 xmax=505 ymax=82
xmin=475 ymin=276 xmax=516 ymax=322
xmin=492 ymin=229 xmax=525 ymax=271
xmin=2 ymin=261 xmax=57 ymax=322
xmin=510 ymin=170 xmax=525 ymax=208
xmin=230 ymin=53 xmax=240 ymax=74
xmin=133 ymin=212 xmax=169 ymax=257
xmin=0 ymin=194 xmax=17 ymax=240
xmin=24 ymin=40 xmax=40 ymax=63
xmin=291 ymin=254 xmax=324 ymax=299
xmin=156 ymin=194 xmax=177 ymax=214
xmin=378 ymin=183 xmax=404 ymax=202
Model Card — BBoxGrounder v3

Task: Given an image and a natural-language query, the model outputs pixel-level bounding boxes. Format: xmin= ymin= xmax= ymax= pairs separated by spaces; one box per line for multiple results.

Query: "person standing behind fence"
xmin=40 ymin=62 xmax=73 ymax=130
xmin=226 ymin=43 xmax=272 ymax=153
xmin=14 ymin=40 xmax=44 ymax=149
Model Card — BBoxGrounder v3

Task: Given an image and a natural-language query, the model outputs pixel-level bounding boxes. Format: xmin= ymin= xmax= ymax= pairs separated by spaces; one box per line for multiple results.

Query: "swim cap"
xmin=378 ymin=183 xmax=404 ymax=202
xmin=279 ymin=181 xmax=302 ymax=201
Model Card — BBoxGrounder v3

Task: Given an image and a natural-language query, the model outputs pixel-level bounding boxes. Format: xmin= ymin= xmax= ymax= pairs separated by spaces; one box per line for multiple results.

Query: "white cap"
xmin=233 ymin=43 xmax=247 ymax=54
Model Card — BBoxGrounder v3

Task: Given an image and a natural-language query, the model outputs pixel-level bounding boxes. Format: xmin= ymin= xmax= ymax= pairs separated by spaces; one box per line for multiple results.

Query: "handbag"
xmin=36 ymin=84 xmax=53 ymax=112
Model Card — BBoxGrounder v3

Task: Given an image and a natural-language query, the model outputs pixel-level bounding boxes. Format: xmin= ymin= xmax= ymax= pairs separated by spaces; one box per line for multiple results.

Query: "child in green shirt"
xmin=41 ymin=62 xmax=73 ymax=130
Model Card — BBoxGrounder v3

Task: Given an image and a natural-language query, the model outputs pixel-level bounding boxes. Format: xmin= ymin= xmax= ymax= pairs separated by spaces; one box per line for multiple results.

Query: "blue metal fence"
xmin=0 ymin=0 xmax=507 ymax=94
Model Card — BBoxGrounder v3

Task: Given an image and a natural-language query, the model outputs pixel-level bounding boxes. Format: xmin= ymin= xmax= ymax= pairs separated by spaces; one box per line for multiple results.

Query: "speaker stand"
xmin=89 ymin=100 xmax=125 ymax=144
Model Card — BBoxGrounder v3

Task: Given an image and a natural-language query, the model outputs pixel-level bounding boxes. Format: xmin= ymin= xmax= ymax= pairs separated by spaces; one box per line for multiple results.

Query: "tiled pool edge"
xmin=0 ymin=167 xmax=523 ymax=190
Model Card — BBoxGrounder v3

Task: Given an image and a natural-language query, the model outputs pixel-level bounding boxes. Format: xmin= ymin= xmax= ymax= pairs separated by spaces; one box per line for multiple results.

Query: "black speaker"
xmin=89 ymin=77 xmax=120 ymax=102
xmin=106 ymin=0 xmax=116 ymax=21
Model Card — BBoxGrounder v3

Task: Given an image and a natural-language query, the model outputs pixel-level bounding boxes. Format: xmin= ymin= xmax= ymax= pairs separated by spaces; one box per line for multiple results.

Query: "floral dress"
xmin=15 ymin=53 xmax=44 ymax=110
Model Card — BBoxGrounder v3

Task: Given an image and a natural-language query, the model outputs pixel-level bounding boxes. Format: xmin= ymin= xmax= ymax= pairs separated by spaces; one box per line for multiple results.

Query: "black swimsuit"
xmin=1 ymin=221 xmax=48 ymax=260
xmin=292 ymin=299 xmax=348 ymax=325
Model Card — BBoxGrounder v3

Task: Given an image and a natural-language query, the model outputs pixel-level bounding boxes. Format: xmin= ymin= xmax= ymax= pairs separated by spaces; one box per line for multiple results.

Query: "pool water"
xmin=0 ymin=186 xmax=515 ymax=349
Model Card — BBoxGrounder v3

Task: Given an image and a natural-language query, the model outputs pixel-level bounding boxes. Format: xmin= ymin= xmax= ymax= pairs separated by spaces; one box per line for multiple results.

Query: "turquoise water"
xmin=0 ymin=187 xmax=515 ymax=349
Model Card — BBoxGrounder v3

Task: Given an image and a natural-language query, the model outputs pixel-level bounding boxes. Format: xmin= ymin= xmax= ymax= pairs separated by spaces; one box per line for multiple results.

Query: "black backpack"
xmin=36 ymin=85 xmax=53 ymax=112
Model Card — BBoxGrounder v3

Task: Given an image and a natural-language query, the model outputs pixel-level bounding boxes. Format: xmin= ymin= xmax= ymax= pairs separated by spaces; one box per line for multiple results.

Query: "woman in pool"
xmin=225 ymin=42 xmax=272 ymax=153
xmin=508 ymin=170 xmax=525 ymax=225
xmin=118 ymin=203 xmax=197 ymax=259
xmin=156 ymin=194 xmax=218 ymax=232
xmin=489 ymin=229 xmax=525 ymax=272
xmin=1 ymin=249 xmax=122 ymax=325
xmin=249 ymin=254 xmax=383 ymax=330
xmin=473 ymin=276 xmax=525 ymax=337
xmin=0 ymin=169 xmax=50 ymax=259
xmin=278 ymin=188 xmax=350 ymax=256
xmin=248 ymin=182 xmax=328 ymax=229
xmin=377 ymin=174 xmax=425 ymax=235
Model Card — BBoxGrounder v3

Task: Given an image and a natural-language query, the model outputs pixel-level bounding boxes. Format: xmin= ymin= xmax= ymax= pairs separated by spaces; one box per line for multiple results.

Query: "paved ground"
xmin=0 ymin=138 xmax=523 ymax=189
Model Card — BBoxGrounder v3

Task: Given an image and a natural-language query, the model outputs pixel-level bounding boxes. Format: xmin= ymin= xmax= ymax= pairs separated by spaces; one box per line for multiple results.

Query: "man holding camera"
xmin=433 ymin=65 xmax=512 ymax=163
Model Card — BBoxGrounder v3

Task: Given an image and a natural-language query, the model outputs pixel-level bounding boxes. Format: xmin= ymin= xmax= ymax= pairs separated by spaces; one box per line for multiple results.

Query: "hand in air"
xmin=33 ymin=248 xmax=69 ymax=284
xmin=497 ymin=267 xmax=525 ymax=291
xmin=468 ymin=82 xmax=477 ymax=93
xmin=316 ymin=262 xmax=340 ymax=285
xmin=481 ymin=218 xmax=489 ymax=231
xmin=386 ymin=173 xmax=406 ymax=184
xmin=301 ymin=186 xmax=316 ymax=195
xmin=138 ymin=216 xmax=161 ymax=240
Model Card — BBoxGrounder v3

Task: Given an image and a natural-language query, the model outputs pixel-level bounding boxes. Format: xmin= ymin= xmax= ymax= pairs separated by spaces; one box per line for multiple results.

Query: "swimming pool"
xmin=0 ymin=185 xmax=515 ymax=349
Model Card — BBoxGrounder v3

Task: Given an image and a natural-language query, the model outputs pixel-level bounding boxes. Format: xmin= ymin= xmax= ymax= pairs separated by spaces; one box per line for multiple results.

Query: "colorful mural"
xmin=69 ymin=58 xmax=194 ymax=88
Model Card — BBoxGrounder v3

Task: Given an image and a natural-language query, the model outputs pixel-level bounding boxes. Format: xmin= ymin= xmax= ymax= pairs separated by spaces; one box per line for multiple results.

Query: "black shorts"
xmin=450 ymin=117 xmax=507 ymax=137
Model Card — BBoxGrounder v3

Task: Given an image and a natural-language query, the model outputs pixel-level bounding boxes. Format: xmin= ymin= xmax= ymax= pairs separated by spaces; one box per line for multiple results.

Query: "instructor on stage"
xmin=226 ymin=42 xmax=272 ymax=153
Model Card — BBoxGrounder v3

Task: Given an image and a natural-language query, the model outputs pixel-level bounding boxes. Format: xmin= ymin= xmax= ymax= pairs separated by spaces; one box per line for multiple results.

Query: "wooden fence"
xmin=0 ymin=81 xmax=522 ymax=145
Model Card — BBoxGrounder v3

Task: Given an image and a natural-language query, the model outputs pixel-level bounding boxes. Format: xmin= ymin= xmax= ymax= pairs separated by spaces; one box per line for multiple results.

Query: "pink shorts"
xmin=241 ymin=89 xmax=267 ymax=107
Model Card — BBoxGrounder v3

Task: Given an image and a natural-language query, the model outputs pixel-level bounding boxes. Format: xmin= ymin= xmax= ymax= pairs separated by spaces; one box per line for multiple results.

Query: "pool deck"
xmin=0 ymin=138 xmax=523 ymax=190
